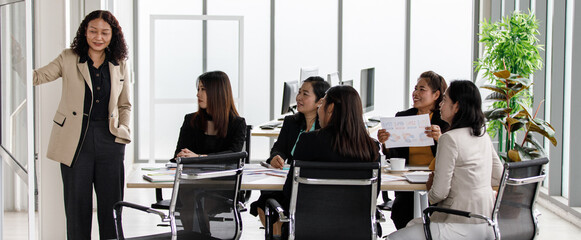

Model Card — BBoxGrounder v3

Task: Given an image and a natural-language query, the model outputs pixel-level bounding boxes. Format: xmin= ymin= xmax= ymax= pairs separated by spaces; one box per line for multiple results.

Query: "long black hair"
xmin=447 ymin=80 xmax=486 ymax=136
xmin=321 ymin=85 xmax=379 ymax=162
xmin=191 ymin=71 xmax=239 ymax=138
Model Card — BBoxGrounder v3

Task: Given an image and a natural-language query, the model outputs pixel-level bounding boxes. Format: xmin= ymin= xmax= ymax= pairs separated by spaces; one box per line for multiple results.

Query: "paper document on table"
xmin=382 ymin=174 xmax=406 ymax=182
xmin=380 ymin=114 xmax=434 ymax=148
xmin=243 ymin=164 xmax=288 ymax=182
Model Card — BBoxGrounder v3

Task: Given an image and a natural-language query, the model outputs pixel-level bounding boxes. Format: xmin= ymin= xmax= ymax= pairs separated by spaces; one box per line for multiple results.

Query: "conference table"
xmin=126 ymin=163 xmax=429 ymax=217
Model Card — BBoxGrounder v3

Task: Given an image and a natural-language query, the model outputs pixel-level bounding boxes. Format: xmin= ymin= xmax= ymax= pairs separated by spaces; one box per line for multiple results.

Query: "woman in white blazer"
xmin=387 ymin=80 xmax=503 ymax=240
xmin=33 ymin=10 xmax=130 ymax=240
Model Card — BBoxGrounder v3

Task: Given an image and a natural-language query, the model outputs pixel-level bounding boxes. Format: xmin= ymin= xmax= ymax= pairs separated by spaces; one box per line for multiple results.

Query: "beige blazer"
xmin=34 ymin=49 xmax=131 ymax=166
xmin=428 ymin=127 xmax=503 ymax=224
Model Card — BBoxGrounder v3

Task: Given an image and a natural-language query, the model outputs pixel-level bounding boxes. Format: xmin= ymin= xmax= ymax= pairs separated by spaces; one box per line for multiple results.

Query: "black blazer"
xmin=266 ymin=113 xmax=321 ymax=164
xmin=173 ymin=113 xmax=247 ymax=158
xmin=282 ymin=129 xmax=379 ymax=207
xmin=383 ymin=108 xmax=449 ymax=164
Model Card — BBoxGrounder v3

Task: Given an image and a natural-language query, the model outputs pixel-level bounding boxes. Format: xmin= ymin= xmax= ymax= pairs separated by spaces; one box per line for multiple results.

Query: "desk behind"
xmin=251 ymin=119 xmax=382 ymax=138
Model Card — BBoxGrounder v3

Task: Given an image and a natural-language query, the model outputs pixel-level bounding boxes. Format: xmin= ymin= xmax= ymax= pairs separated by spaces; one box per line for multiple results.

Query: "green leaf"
xmin=527 ymin=119 xmax=557 ymax=146
xmin=494 ymin=70 xmax=511 ymax=79
xmin=509 ymin=121 xmax=525 ymax=132
xmin=481 ymin=84 xmax=508 ymax=95
xmin=484 ymin=108 xmax=509 ymax=120
xmin=517 ymin=102 xmax=534 ymax=119
xmin=485 ymin=92 xmax=507 ymax=101
xmin=513 ymin=145 xmax=535 ymax=161
xmin=524 ymin=134 xmax=547 ymax=156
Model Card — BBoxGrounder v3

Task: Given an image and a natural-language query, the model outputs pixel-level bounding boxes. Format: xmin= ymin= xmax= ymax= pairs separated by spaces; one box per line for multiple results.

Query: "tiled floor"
xmin=4 ymin=188 xmax=581 ymax=239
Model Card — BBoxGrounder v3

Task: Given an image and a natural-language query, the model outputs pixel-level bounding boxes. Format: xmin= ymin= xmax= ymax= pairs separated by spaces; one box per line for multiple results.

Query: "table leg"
xmin=156 ymin=188 xmax=163 ymax=202
xmin=413 ymin=191 xmax=429 ymax=218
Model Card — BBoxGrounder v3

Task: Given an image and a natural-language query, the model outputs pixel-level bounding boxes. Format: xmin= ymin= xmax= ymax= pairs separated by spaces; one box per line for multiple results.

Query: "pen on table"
xmin=260 ymin=161 xmax=274 ymax=169
xmin=265 ymin=173 xmax=286 ymax=178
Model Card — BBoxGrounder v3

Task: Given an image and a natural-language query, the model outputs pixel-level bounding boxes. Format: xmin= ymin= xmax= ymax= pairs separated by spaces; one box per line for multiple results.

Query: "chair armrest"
xmin=180 ymin=168 xmax=242 ymax=180
xmin=113 ymin=201 xmax=170 ymax=239
xmin=423 ymin=206 xmax=471 ymax=218
xmin=114 ymin=201 xmax=168 ymax=221
xmin=264 ymin=198 xmax=290 ymax=240
xmin=423 ymin=206 xmax=494 ymax=226
xmin=265 ymin=198 xmax=289 ymax=222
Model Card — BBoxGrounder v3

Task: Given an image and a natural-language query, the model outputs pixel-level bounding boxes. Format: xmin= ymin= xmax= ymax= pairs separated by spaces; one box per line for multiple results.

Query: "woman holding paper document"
xmin=249 ymin=76 xmax=330 ymax=234
xmin=386 ymin=80 xmax=503 ymax=240
xmin=377 ymin=71 xmax=449 ymax=229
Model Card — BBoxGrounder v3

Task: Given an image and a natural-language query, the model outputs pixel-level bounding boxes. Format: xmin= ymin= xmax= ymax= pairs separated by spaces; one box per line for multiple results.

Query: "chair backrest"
xmin=243 ymin=125 xmax=252 ymax=163
xmin=288 ymin=160 xmax=380 ymax=240
xmin=169 ymin=151 xmax=247 ymax=240
xmin=492 ymin=157 xmax=548 ymax=240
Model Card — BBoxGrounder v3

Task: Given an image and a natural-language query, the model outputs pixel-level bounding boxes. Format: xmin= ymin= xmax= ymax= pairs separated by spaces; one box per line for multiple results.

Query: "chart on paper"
xmin=380 ymin=114 xmax=434 ymax=148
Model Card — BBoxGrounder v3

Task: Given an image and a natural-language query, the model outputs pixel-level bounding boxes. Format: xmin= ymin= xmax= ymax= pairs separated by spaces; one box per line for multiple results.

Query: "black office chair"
xmin=239 ymin=125 xmax=253 ymax=208
xmin=151 ymin=125 xmax=253 ymax=211
xmin=264 ymin=160 xmax=381 ymax=240
xmin=114 ymin=151 xmax=247 ymax=240
xmin=422 ymin=157 xmax=549 ymax=240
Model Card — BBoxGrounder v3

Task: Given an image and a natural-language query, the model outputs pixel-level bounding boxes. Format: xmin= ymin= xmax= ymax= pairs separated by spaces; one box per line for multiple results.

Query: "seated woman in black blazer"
xmin=275 ymin=85 xmax=380 ymax=235
xmin=250 ymin=76 xmax=330 ymax=234
xmin=173 ymin=71 xmax=247 ymax=231
xmin=173 ymin=70 xmax=246 ymax=159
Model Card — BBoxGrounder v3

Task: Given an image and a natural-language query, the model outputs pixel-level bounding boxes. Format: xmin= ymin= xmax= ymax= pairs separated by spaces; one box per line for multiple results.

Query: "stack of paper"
xmin=143 ymin=169 xmax=175 ymax=182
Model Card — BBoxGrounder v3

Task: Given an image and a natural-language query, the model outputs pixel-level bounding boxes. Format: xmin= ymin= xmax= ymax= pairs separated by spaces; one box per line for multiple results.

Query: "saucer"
xmin=386 ymin=168 xmax=409 ymax=173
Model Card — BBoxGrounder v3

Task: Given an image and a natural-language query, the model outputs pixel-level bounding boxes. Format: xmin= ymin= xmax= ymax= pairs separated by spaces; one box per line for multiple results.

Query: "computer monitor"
xmin=340 ymin=79 xmax=353 ymax=86
xmin=360 ymin=67 xmax=375 ymax=113
xmin=281 ymin=80 xmax=300 ymax=115
xmin=300 ymin=66 xmax=319 ymax=82
xmin=327 ymin=72 xmax=340 ymax=86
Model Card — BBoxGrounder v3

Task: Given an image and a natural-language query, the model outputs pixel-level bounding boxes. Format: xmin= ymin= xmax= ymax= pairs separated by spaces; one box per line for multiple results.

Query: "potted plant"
xmin=481 ymin=70 xmax=556 ymax=161
xmin=475 ymin=11 xmax=556 ymax=161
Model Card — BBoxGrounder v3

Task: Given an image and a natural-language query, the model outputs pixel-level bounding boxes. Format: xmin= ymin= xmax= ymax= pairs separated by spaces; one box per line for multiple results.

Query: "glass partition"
xmin=1 ymin=0 xmax=33 ymax=239
xmin=141 ymin=15 xmax=243 ymax=162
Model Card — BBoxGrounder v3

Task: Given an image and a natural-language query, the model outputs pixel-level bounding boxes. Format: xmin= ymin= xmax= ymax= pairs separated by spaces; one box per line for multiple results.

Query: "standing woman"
xmin=33 ymin=10 xmax=131 ymax=239
xmin=249 ymin=76 xmax=330 ymax=232
xmin=173 ymin=70 xmax=246 ymax=159
xmin=377 ymin=71 xmax=449 ymax=229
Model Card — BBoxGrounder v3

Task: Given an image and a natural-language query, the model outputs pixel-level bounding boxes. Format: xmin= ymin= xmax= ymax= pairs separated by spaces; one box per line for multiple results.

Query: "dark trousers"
xmin=390 ymin=191 xmax=414 ymax=229
xmin=61 ymin=120 xmax=125 ymax=240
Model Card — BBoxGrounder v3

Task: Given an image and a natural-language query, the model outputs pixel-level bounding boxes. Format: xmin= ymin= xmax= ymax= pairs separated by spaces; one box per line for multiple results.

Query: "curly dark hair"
xmin=70 ymin=10 xmax=128 ymax=63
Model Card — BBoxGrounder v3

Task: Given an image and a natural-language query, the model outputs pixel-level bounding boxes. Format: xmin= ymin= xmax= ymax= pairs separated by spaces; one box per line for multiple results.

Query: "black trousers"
xmin=390 ymin=191 xmax=414 ymax=229
xmin=61 ymin=120 xmax=125 ymax=240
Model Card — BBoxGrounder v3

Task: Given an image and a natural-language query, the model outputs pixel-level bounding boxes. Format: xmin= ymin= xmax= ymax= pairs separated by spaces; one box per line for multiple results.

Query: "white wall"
xmin=35 ymin=0 xmax=67 ymax=238
xmin=343 ymin=0 xmax=406 ymax=118
xmin=409 ymin=0 xmax=474 ymax=100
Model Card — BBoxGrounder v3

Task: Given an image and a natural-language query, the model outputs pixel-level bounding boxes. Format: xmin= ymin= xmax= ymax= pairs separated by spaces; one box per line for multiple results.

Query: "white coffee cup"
xmin=390 ymin=158 xmax=406 ymax=171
